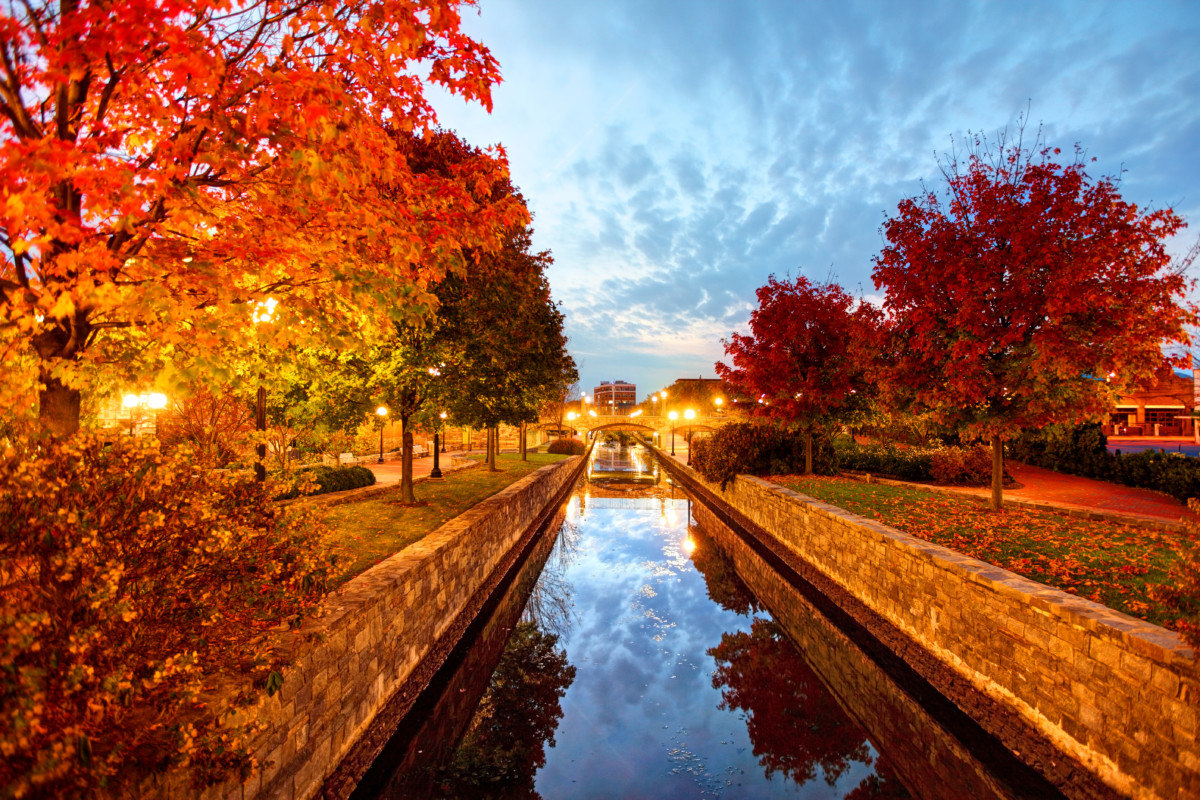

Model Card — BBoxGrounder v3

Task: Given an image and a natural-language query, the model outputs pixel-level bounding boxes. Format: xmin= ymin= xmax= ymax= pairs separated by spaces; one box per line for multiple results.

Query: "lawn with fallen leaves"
xmin=769 ymin=474 xmax=1197 ymax=631
xmin=319 ymin=453 xmax=569 ymax=586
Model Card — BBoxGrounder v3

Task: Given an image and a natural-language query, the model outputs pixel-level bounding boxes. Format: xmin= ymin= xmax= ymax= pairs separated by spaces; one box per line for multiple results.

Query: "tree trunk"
xmin=38 ymin=371 xmax=81 ymax=438
xmin=520 ymin=421 xmax=528 ymax=461
xmin=990 ymin=435 xmax=1004 ymax=511
xmin=804 ymin=431 xmax=813 ymax=476
xmin=400 ymin=422 xmax=415 ymax=503
xmin=488 ymin=426 xmax=499 ymax=471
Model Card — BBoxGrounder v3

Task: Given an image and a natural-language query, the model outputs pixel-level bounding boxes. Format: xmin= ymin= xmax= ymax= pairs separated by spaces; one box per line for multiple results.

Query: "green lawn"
xmin=770 ymin=474 xmax=1196 ymax=630
xmin=318 ymin=453 xmax=570 ymax=586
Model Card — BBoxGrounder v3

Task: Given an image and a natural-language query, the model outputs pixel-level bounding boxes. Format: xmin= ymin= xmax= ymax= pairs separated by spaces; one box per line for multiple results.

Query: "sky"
xmin=426 ymin=0 xmax=1200 ymax=400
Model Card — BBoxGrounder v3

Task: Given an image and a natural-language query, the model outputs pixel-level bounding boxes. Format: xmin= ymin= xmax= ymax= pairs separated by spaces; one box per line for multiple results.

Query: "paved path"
xmin=363 ymin=450 xmax=482 ymax=484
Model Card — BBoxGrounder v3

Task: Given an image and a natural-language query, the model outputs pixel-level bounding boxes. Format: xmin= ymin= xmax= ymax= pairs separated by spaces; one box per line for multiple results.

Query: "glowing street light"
xmin=668 ymin=410 xmax=678 ymax=456
xmin=122 ymin=392 xmax=168 ymax=435
xmin=376 ymin=406 xmax=388 ymax=464
xmin=431 ymin=410 xmax=446 ymax=479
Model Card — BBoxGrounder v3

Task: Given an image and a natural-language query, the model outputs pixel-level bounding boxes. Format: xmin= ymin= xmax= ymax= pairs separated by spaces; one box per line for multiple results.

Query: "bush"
xmin=929 ymin=445 xmax=1006 ymax=486
xmin=689 ymin=422 xmax=837 ymax=488
xmin=547 ymin=437 xmax=587 ymax=455
xmin=833 ymin=440 xmax=933 ymax=481
xmin=0 ymin=434 xmax=334 ymax=798
xmin=276 ymin=464 xmax=376 ymax=500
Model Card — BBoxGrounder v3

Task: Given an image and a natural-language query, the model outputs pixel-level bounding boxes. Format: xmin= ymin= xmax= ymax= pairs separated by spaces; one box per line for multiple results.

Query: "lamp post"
xmin=376 ymin=406 xmax=388 ymax=463
xmin=684 ymin=408 xmax=696 ymax=464
xmin=122 ymin=392 xmax=168 ymax=436
xmin=668 ymin=410 xmax=678 ymax=456
xmin=431 ymin=411 xmax=446 ymax=479
xmin=714 ymin=397 xmax=724 ymax=415
xmin=251 ymin=297 xmax=278 ymax=482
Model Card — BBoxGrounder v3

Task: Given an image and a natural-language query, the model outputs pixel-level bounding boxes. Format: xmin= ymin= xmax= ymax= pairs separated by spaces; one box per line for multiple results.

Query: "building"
xmin=1110 ymin=370 xmax=1194 ymax=436
xmin=593 ymin=380 xmax=637 ymax=414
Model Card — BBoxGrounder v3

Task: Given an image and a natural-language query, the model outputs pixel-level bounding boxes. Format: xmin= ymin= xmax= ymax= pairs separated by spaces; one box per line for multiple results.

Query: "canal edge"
xmin=648 ymin=444 xmax=1199 ymax=800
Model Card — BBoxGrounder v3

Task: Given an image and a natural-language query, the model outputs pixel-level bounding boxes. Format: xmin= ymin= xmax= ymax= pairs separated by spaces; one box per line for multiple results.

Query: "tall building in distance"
xmin=593 ymin=380 xmax=637 ymax=414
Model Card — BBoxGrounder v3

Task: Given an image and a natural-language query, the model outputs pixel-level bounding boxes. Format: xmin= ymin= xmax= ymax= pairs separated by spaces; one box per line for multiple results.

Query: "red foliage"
xmin=872 ymin=134 xmax=1195 ymax=444
xmin=717 ymin=276 xmax=881 ymax=427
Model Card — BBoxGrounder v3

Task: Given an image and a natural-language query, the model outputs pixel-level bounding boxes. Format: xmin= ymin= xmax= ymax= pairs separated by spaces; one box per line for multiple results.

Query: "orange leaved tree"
xmin=873 ymin=129 xmax=1195 ymax=510
xmin=0 ymin=0 xmax=524 ymax=437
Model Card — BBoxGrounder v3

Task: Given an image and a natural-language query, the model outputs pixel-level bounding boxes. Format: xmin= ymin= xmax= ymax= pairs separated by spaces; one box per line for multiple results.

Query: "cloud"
xmin=435 ymin=0 xmax=1200 ymax=394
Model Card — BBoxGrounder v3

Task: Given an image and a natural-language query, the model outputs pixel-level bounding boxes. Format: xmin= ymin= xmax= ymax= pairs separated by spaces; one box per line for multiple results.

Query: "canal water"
xmin=351 ymin=444 xmax=1059 ymax=800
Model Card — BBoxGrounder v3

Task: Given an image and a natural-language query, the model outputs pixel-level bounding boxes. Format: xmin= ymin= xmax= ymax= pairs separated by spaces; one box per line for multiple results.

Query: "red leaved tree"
xmin=716 ymin=275 xmax=881 ymax=474
xmin=0 ymin=0 xmax=523 ymax=437
xmin=873 ymin=128 xmax=1195 ymax=510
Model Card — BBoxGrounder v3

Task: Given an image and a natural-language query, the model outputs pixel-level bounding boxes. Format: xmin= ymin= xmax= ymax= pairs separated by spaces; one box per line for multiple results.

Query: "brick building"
xmin=593 ymin=380 xmax=637 ymax=414
xmin=1110 ymin=370 xmax=1194 ymax=436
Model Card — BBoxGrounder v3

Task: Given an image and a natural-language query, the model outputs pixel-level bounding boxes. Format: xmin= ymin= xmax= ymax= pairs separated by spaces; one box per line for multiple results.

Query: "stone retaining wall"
xmin=175 ymin=455 xmax=583 ymax=800
xmin=657 ymin=451 xmax=1198 ymax=800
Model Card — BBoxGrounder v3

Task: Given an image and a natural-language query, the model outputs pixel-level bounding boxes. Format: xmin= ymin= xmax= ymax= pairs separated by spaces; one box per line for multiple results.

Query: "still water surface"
xmin=353 ymin=444 xmax=1039 ymax=799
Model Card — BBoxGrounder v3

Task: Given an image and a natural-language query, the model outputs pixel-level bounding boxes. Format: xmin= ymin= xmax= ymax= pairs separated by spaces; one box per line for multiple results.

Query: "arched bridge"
xmin=552 ymin=413 xmax=728 ymax=442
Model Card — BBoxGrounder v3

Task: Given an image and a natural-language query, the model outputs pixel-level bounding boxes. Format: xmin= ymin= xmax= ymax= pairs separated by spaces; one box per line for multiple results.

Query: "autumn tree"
xmin=716 ymin=276 xmax=881 ymax=474
xmin=873 ymin=129 xmax=1196 ymax=510
xmin=0 ymin=0 xmax=524 ymax=437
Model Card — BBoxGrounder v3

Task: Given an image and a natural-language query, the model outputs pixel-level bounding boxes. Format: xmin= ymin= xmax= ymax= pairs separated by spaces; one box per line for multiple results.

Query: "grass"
xmin=768 ymin=474 xmax=1196 ymax=631
xmin=317 ymin=453 xmax=570 ymax=586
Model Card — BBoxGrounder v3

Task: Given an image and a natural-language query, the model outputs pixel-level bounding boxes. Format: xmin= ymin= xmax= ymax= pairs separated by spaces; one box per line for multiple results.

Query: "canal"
xmin=350 ymin=443 xmax=1064 ymax=799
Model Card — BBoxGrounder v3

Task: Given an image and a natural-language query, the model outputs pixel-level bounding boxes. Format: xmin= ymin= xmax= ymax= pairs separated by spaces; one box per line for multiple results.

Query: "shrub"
xmin=928 ymin=445 xmax=1008 ymax=486
xmin=689 ymin=422 xmax=837 ymax=488
xmin=547 ymin=437 xmax=587 ymax=455
xmin=276 ymin=464 xmax=376 ymax=500
xmin=833 ymin=440 xmax=933 ymax=482
xmin=0 ymin=434 xmax=334 ymax=798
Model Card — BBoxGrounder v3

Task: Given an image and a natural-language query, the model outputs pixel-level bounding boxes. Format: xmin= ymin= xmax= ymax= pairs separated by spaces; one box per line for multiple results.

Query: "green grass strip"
xmin=319 ymin=453 xmax=569 ymax=586
xmin=771 ymin=474 xmax=1194 ymax=631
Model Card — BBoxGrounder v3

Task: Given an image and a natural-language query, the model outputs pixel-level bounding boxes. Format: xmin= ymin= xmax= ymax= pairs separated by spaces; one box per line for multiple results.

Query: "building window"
xmin=1145 ymin=408 xmax=1186 ymax=425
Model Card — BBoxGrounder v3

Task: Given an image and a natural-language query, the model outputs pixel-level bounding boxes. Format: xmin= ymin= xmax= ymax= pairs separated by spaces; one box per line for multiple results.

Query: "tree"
xmin=439 ymin=226 xmax=577 ymax=471
xmin=873 ymin=128 xmax=1196 ymax=509
xmin=0 ymin=0 xmax=523 ymax=437
xmin=716 ymin=276 xmax=880 ymax=474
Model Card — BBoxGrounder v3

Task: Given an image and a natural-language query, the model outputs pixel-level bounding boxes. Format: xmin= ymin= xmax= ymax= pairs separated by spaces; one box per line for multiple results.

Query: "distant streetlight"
xmin=684 ymin=409 xmax=696 ymax=464
xmin=440 ymin=411 xmax=448 ymax=452
xmin=714 ymin=397 xmax=724 ymax=415
xmin=431 ymin=411 xmax=446 ymax=479
xmin=251 ymin=297 xmax=279 ymax=482
xmin=376 ymin=406 xmax=388 ymax=463
xmin=668 ymin=410 xmax=678 ymax=456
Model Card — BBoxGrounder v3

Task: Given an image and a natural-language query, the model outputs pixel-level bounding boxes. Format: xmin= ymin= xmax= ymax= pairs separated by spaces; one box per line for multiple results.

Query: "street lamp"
xmin=430 ymin=411 xmax=447 ymax=479
xmin=122 ymin=392 xmax=168 ymax=436
xmin=376 ymin=406 xmax=388 ymax=463
xmin=441 ymin=411 xmax=447 ymax=452
xmin=684 ymin=409 xmax=696 ymax=464
xmin=668 ymin=410 xmax=678 ymax=456
xmin=714 ymin=397 xmax=724 ymax=415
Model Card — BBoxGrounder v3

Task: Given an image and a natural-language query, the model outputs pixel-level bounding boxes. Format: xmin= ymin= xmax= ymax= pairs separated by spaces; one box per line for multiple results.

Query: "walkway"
xmin=363 ymin=450 xmax=481 ymax=484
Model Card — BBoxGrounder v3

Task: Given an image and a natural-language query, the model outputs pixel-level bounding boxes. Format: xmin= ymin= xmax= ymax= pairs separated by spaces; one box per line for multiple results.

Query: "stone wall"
xmin=172 ymin=455 xmax=583 ymax=800
xmin=657 ymin=452 xmax=1199 ymax=800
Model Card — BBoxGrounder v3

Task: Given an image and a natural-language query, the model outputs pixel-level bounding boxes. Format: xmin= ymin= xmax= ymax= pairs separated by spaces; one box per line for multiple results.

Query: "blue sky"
xmin=428 ymin=0 xmax=1200 ymax=399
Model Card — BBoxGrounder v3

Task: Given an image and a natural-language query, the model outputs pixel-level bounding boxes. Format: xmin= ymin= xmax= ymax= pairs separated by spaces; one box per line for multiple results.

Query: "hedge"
xmin=689 ymin=422 xmax=837 ymax=488
xmin=276 ymin=464 xmax=377 ymax=500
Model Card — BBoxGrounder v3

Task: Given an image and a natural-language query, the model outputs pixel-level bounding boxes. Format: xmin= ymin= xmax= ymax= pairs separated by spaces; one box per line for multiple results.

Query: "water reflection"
xmin=357 ymin=447 xmax=1039 ymax=799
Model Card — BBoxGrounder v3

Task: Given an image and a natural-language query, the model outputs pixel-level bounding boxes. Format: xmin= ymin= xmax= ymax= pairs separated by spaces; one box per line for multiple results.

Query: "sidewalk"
xmin=363 ymin=450 xmax=481 ymax=485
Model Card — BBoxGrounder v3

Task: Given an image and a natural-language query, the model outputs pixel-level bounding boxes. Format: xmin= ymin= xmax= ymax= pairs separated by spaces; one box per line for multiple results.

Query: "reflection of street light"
xmin=431 ymin=411 xmax=446 ymax=479
xmin=376 ymin=406 xmax=388 ymax=463
xmin=668 ymin=410 xmax=678 ymax=456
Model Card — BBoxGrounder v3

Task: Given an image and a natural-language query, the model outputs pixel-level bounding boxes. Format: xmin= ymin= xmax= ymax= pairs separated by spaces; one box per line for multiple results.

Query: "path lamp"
xmin=376 ymin=406 xmax=388 ymax=463
xmin=684 ymin=409 xmax=696 ymax=464
xmin=441 ymin=411 xmax=448 ymax=452
xmin=669 ymin=410 xmax=678 ymax=456
xmin=122 ymin=392 xmax=168 ymax=436
xmin=250 ymin=297 xmax=279 ymax=482
xmin=714 ymin=397 xmax=724 ymax=416
xmin=431 ymin=411 xmax=447 ymax=479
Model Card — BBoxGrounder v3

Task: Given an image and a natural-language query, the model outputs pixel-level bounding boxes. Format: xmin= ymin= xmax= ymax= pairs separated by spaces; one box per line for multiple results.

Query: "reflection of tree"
xmin=709 ymin=619 xmax=908 ymax=798
xmin=524 ymin=520 xmax=580 ymax=638
xmin=436 ymin=622 xmax=576 ymax=799
xmin=687 ymin=526 xmax=760 ymax=616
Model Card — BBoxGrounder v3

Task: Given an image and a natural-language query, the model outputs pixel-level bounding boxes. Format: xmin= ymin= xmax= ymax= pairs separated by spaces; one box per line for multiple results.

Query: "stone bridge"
xmin=535 ymin=413 xmax=729 ymax=448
